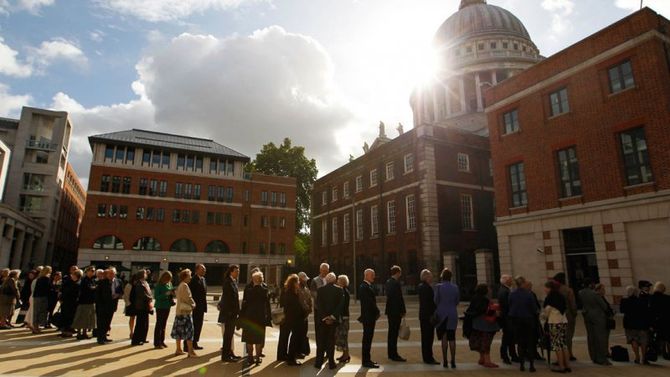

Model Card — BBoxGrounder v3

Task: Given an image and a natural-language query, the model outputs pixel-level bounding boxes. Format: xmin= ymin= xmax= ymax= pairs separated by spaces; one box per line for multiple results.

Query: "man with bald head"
xmin=358 ymin=269 xmax=380 ymax=368
xmin=310 ymin=263 xmax=330 ymax=341
xmin=498 ymin=274 xmax=518 ymax=364
xmin=188 ymin=264 xmax=207 ymax=350
xmin=314 ymin=272 xmax=343 ymax=370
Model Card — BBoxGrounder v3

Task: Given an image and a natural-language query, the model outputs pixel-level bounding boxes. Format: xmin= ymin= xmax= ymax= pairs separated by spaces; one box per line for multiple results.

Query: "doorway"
xmin=563 ymin=227 xmax=600 ymax=297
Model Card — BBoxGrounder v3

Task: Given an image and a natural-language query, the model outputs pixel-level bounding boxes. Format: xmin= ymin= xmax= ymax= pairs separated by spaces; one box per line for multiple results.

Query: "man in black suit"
xmin=498 ymin=274 xmax=518 ymax=364
xmin=358 ymin=268 xmax=380 ymax=369
xmin=188 ymin=264 xmax=207 ymax=350
xmin=314 ymin=272 xmax=343 ymax=370
xmin=94 ymin=269 xmax=114 ymax=344
xmin=385 ymin=265 xmax=406 ymax=362
xmin=219 ymin=264 xmax=241 ymax=362
xmin=109 ymin=267 xmax=124 ymax=326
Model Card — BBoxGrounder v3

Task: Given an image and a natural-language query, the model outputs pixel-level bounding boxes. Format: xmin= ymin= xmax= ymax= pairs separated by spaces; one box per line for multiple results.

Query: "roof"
xmin=0 ymin=117 xmax=19 ymax=130
xmin=88 ymin=129 xmax=249 ymax=161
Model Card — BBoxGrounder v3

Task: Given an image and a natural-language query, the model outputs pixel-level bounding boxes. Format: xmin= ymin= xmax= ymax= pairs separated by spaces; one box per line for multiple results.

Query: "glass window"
xmin=177 ymin=154 xmax=185 ymax=170
xmin=370 ymin=205 xmax=379 ymax=236
xmin=156 ymin=208 xmax=164 ymax=222
xmin=343 ymin=213 xmax=350 ymax=243
xmin=404 ymin=154 xmax=414 ymax=174
xmin=159 ymin=180 xmax=167 ymax=197
xmin=186 ymin=155 xmax=194 ymax=170
xmin=132 ymin=237 xmax=161 ymax=251
xmin=183 ymin=183 xmax=192 ymax=199
xmin=549 ymin=88 xmax=570 ymax=116
xmin=503 ymin=109 xmax=520 ymax=134
xmin=122 ymin=177 xmax=131 ymax=194
xmin=119 ymin=205 xmax=128 ymax=219
xmin=36 ymin=151 xmax=48 ymax=163
xmin=149 ymin=179 xmax=158 ymax=196
xmin=194 ymin=184 xmax=201 ymax=200
xmin=457 ymin=153 xmax=470 ymax=172
xmin=557 ymin=147 xmax=582 ymax=197
xmin=139 ymin=178 xmax=148 ymax=195
xmin=172 ymin=209 xmax=180 ymax=223
xmin=279 ymin=192 xmax=286 ymax=207
xmin=215 ymin=212 xmax=223 ymax=225
xmin=97 ymin=204 xmax=106 ymax=217
xmin=146 ymin=207 xmax=154 ymax=220
xmin=460 ymin=194 xmax=474 ymax=230
xmin=181 ymin=210 xmax=190 ymax=223
xmin=226 ymin=187 xmax=234 ymax=203
xmin=355 ymin=175 xmax=363 ymax=192
xmin=331 ymin=217 xmax=338 ymax=245
xmin=369 ymin=169 xmax=378 ymax=187
xmin=217 ymin=186 xmax=225 ymax=202
xmin=406 ymin=195 xmax=416 ymax=231
xmin=142 ymin=150 xmax=151 ymax=166
xmin=227 ymin=161 xmax=234 ymax=175
xmin=620 ymin=127 xmax=653 ymax=186
xmin=195 ymin=156 xmax=203 ymax=172
xmin=387 ymin=200 xmax=396 ymax=234
xmin=207 ymin=212 xmax=215 ymax=225
xmin=170 ymin=239 xmax=197 ymax=252
xmin=100 ymin=175 xmax=111 ymax=192
xmin=509 ymin=162 xmax=528 ymax=207
xmin=261 ymin=191 xmax=268 ymax=205
xmin=321 ymin=191 xmax=327 ymax=206
xmin=209 ymin=159 xmax=217 ymax=174
xmin=136 ymin=207 xmax=145 ymax=220
xmin=111 ymin=176 xmax=121 ymax=193
xmin=205 ymin=240 xmax=229 ymax=253
xmin=343 ymin=182 xmax=350 ymax=199
xmin=321 ymin=219 xmax=327 ymax=247
xmin=385 ymin=162 xmax=394 ymax=181
xmin=608 ymin=60 xmax=635 ymax=93
xmin=115 ymin=147 xmax=125 ymax=163
xmin=162 ymin=152 xmax=170 ymax=168
xmin=105 ymin=145 xmax=114 ymax=162
xmin=126 ymin=147 xmax=135 ymax=163
xmin=175 ymin=183 xmax=183 ymax=199
xmin=192 ymin=210 xmax=199 ymax=224
xmin=356 ymin=208 xmax=364 ymax=240
xmin=331 ymin=188 xmax=337 ymax=202
xmin=208 ymin=186 xmax=216 ymax=201
xmin=93 ymin=235 xmax=124 ymax=249
xmin=151 ymin=150 xmax=161 ymax=167
xmin=223 ymin=213 xmax=232 ymax=226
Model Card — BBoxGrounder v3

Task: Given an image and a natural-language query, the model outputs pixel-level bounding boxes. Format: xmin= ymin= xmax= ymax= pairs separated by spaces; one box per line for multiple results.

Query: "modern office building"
xmin=77 ymin=129 xmax=296 ymax=285
xmin=53 ymin=163 xmax=86 ymax=269
xmin=485 ymin=8 xmax=670 ymax=303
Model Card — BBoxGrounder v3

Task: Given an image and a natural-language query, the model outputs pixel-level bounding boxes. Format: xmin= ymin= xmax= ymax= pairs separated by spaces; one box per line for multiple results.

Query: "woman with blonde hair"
xmin=277 ymin=274 xmax=307 ymax=366
xmin=28 ymin=266 xmax=52 ymax=333
xmin=153 ymin=271 xmax=174 ymax=349
xmin=240 ymin=271 xmax=271 ymax=365
xmin=171 ymin=269 xmax=196 ymax=357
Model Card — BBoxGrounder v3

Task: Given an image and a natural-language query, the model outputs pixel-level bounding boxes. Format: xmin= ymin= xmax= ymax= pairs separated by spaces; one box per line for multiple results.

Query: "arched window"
xmin=170 ymin=238 xmax=197 ymax=252
xmin=132 ymin=237 xmax=161 ymax=251
xmin=204 ymin=240 xmax=230 ymax=253
xmin=93 ymin=235 xmax=124 ymax=250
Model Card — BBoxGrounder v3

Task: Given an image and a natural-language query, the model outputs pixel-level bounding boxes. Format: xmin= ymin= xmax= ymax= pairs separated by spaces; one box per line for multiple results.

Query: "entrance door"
xmin=563 ymin=227 xmax=600 ymax=298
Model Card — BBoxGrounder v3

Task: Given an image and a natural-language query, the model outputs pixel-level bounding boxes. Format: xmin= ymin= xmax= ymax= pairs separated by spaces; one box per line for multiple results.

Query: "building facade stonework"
xmin=485 ymin=8 xmax=670 ymax=303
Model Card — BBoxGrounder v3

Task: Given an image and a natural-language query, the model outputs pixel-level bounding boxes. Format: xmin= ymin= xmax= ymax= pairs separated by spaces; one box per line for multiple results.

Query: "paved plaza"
xmin=0 ymin=296 xmax=668 ymax=376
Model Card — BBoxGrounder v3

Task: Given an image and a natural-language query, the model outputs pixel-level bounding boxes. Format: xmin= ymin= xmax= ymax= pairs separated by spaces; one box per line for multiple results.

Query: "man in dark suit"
xmin=385 ymin=265 xmax=406 ymax=362
xmin=219 ymin=264 xmax=241 ymax=362
xmin=314 ymin=272 xmax=343 ymax=370
xmin=94 ymin=269 xmax=114 ymax=344
xmin=358 ymin=268 xmax=380 ymax=369
xmin=498 ymin=274 xmax=518 ymax=364
xmin=188 ymin=264 xmax=207 ymax=350
xmin=109 ymin=267 xmax=124 ymax=325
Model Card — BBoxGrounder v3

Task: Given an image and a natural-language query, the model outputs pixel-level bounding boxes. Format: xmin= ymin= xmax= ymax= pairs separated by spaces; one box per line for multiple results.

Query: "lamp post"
xmin=352 ymin=195 xmax=357 ymax=293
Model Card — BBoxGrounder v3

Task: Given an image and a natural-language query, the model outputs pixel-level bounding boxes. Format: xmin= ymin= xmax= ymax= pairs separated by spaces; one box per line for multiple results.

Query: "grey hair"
xmin=420 ymin=269 xmax=432 ymax=281
xmin=325 ymin=272 xmax=337 ymax=283
xmin=337 ymin=274 xmax=349 ymax=287
xmin=96 ymin=269 xmax=104 ymax=275
xmin=654 ymin=281 xmax=666 ymax=294
xmin=298 ymin=272 xmax=308 ymax=280
xmin=252 ymin=271 xmax=264 ymax=282
xmin=500 ymin=274 xmax=511 ymax=285
xmin=364 ymin=268 xmax=374 ymax=276
xmin=320 ymin=263 xmax=330 ymax=271
xmin=107 ymin=267 xmax=117 ymax=274
xmin=625 ymin=285 xmax=637 ymax=298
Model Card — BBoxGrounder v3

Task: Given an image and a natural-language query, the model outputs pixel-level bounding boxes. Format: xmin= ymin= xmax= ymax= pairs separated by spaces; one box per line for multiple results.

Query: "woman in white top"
xmin=542 ymin=280 xmax=571 ymax=373
xmin=171 ymin=269 xmax=197 ymax=357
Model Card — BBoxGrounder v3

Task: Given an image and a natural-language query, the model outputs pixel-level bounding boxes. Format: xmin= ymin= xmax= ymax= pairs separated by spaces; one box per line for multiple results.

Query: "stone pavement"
xmin=0 ymin=297 xmax=668 ymax=376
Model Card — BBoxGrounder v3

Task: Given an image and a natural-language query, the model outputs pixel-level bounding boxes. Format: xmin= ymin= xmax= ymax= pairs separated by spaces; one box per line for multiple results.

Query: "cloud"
xmin=27 ymin=38 xmax=88 ymax=73
xmin=16 ymin=0 xmax=54 ymax=14
xmin=54 ymin=26 xmax=358 ymax=181
xmin=0 ymin=83 xmax=31 ymax=117
xmin=541 ymin=0 xmax=575 ymax=35
xmin=94 ymin=0 xmax=260 ymax=22
xmin=89 ymin=30 xmax=105 ymax=43
xmin=0 ymin=36 xmax=33 ymax=77
xmin=616 ymin=0 xmax=670 ymax=14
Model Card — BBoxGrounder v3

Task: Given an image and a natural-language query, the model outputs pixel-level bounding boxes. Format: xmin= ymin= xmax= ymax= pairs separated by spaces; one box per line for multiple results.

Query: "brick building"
xmin=485 ymin=8 xmax=670 ymax=303
xmin=312 ymin=123 xmax=497 ymax=293
xmin=52 ymin=163 xmax=86 ymax=270
xmin=77 ymin=129 xmax=296 ymax=285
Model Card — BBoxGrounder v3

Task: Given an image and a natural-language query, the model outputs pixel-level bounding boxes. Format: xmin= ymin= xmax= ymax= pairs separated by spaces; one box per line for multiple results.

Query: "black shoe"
xmin=425 ymin=360 xmax=440 ymax=365
xmin=260 ymin=353 xmax=266 ymax=357
xmin=329 ymin=362 xmax=337 ymax=370
xmin=97 ymin=340 xmax=106 ymax=345
xmin=221 ymin=356 xmax=238 ymax=362
xmin=529 ymin=365 xmax=536 ymax=373
xmin=502 ymin=357 xmax=512 ymax=365
xmin=286 ymin=360 xmax=301 ymax=366
xmin=230 ymin=355 xmax=242 ymax=361
xmin=511 ymin=356 xmax=521 ymax=363
xmin=389 ymin=356 xmax=407 ymax=362
xmin=363 ymin=361 xmax=380 ymax=369
xmin=569 ymin=356 xmax=577 ymax=362
xmin=520 ymin=363 xmax=526 ymax=372
xmin=104 ymin=338 xmax=113 ymax=343
xmin=314 ymin=362 xmax=322 ymax=369
xmin=451 ymin=361 xmax=456 ymax=369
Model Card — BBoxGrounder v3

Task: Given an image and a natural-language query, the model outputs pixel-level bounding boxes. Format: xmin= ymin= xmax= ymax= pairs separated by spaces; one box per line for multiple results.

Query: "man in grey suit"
xmin=578 ymin=278 xmax=611 ymax=366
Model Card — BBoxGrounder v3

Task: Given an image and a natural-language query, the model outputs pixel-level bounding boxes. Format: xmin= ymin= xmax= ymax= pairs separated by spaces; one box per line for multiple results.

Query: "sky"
xmin=1 ymin=0 xmax=669 ymax=187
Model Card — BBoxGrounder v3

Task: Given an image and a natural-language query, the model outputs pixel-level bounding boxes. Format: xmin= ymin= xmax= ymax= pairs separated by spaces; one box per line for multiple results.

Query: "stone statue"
xmin=397 ymin=123 xmax=404 ymax=135
xmin=378 ymin=121 xmax=386 ymax=138
xmin=363 ymin=142 xmax=369 ymax=154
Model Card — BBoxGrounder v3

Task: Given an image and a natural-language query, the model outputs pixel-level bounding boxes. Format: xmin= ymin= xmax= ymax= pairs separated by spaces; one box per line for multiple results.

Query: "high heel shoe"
xmin=339 ymin=356 xmax=350 ymax=364
xmin=451 ymin=361 xmax=456 ymax=369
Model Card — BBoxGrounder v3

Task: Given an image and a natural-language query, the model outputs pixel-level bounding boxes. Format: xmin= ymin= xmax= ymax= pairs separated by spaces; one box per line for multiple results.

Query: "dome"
xmin=434 ymin=0 xmax=533 ymax=48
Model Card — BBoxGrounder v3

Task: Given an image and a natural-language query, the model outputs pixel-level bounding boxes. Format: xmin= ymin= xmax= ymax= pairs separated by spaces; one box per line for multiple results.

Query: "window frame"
xmin=508 ymin=162 xmax=528 ymax=207
xmin=619 ymin=127 xmax=653 ymax=186
xmin=608 ymin=59 xmax=635 ymax=94
xmin=502 ymin=109 xmax=520 ymax=135
xmin=549 ymin=87 xmax=570 ymax=117
xmin=460 ymin=194 xmax=474 ymax=230
xmin=457 ymin=153 xmax=470 ymax=173
xmin=557 ymin=146 xmax=582 ymax=198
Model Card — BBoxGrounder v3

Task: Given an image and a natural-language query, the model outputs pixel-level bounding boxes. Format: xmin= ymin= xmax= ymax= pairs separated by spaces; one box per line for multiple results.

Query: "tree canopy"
xmin=247 ymin=138 xmax=317 ymax=232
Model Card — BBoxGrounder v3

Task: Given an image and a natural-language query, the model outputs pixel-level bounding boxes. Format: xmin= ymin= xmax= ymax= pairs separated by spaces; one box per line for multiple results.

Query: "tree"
xmin=293 ymin=233 xmax=311 ymax=270
xmin=247 ymin=138 xmax=317 ymax=232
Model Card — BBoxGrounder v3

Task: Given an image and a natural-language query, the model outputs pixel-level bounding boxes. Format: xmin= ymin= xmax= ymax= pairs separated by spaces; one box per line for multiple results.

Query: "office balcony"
xmin=25 ymin=139 xmax=58 ymax=151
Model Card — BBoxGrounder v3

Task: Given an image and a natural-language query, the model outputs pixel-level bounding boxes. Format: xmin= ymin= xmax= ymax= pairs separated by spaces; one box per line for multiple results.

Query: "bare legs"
xmin=441 ymin=335 xmax=456 ymax=367
xmin=176 ymin=339 xmax=197 ymax=357
xmin=554 ymin=348 xmax=571 ymax=371
xmin=128 ymin=316 xmax=135 ymax=339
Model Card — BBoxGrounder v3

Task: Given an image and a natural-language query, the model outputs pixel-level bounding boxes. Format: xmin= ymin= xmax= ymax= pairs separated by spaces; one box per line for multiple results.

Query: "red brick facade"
xmin=53 ymin=163 xmax=86 ymax=270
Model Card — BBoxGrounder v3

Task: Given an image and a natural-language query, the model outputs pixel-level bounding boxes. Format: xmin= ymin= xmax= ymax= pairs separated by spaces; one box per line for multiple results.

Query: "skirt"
xmin=32 ymin=297 xmax=49 ymax=327
xmin=124 ymin=305 xmax=136 ymax=317
xmin=71 ymin=304 xmax=96 ymax=329
xmin=24 ymin=296 xmax=34 ymax=325
xmin=469 ymin=330 xmax=495 ymax=353
xmin=241 ymin=319 xmax=267 ymax=345
xmin=549 ymin=323 xmax=568 ymax=351
xmin=336 ymin=317 xmax=350 ymax=351
xmin=0 ymin=296 xmax=15 ymax=319
xmin=171 ymin=314 xmax=194 ymax=340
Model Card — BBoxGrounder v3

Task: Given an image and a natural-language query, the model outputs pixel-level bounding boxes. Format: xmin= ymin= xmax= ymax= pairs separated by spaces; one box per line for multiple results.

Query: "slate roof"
xmin=89 ymin=129 xmax=249 ymax=160
xmin=0 ymin=117 xmax=19 ymax=130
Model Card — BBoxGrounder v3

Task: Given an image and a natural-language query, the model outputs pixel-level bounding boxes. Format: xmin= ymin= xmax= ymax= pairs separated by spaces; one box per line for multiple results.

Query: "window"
xmin=356 ymin=209 xmax=364 ymax=240
xmin=227 ymin=160 xmax=234 ymax=176
xmin=149 ymin=179 xmax=158 ymax=196
xmin=460 ymin=194 xmax=474 ymax=230
xmin=261 ymin=216 xmax=269 ymax=228
xmin=215 ymin=213 xmax=223 ymax=225
xmin=370 ymin=205 xmax=379 ymax=237
xmin=205 ymin=240 xmax=230 ymax=253
xmin=35 ymin=151 xmax=48 ymax=164
xmin=186 ymin=155 xmax=194 ymax=170
xmin=115 ymin=147 xmax=125 ymax=163
xmin=321 ymin=219 xmax=327 ymax=247
xmin=355 ymin=176 xmax=363 ymax=192
xmin=457 ymin=153 xmax=470 ymax=172
xmin=109 ymin=204 xmax=118 ymax=218
xmin=151 ymin=150 xmax=161 ymax=167
xmin=136 ymin=207 xmax=145 ymax=220
xmin=271 ymin=191 xmax=278 ymax=206
xmin=503 ymin=42 xmax=509 ymax=49
xmin=223 ymin=213 xmax=232 ymax=226
xmin=343 ymin=213 xmax=350 ymax=243
xmin=162 ymin=152 xmax=170 ymax=168
xmin=370 ymin=169 xmax=378 ymax=187
xmin=620 ymin=127 xmax=653 ymax=186
xmin=133 ymin=237 xmax=161 ymax=251
xmin=156 ymin=208 xmax=164 ymax=222
xmin=208 ymin=186 xmax=216 ymax=201
xmin=321 ymin=191 xmax=327 ymax=206
xmin=105 ymin=146 xmax=114 ymax=162
xmin=259 ymin=242 xmax=266 ymax=255
xmin=503 ymin=109 xmax=520 ymax=134
xmin=331 ymin=217 xmax=338 ymax=245
xmin=194 ymin=184 xmax=201 ymax=200
xmin=260 ymin=191 xmax=268 ymax=205
xmin=404 ymin=153 xmax=414 ymax=174
xmin=93 ymin=235 xmax=124 ymax=250
xmin=478 ymin=43 xmax=484 ymax=50
xmin=557 ymin=147 xmax=582 ymax=197
xmin=217 ymin=186 xmax=225 ymax=202
xmin=343 ymin=182 xmax=350 ymax=199
xmin=385 ymin=162 xmax=394 ymax=181
xmin=181 ymin=210 xmax=190 ymax=223
xmin=139 ymin=178 xmax=148 ymax=195
xmin=110 ymin=176 xmax=120 ymax=193
xmin=159 ymin=180 xmax=167 ymax=197
xmin=125 ymin=147 xmax=134 ymax=163
xmin=406 ymin=195 xmax=416 ymax=231
xmin=608 ymin=60 xmax=635 ymax=93
xmin=210 ymin=159 xmax=218 ymax=174
xmin=175 ymin=183 xmax=183 ymax=199
xmin=146 ymin=207 xmax=154 ymax=220
xmin=279 ymin=243 xmax=286 ymax=255
xmin=509 ymin=162 xmax=528 ymax=207
xmin=387 ymin=200 xmax=396 ymax=234
xmin=183 ymin=183 xmax=192 ymax=199
xmin=279 ymin=192 xmax=286 ymax=207
xmin=172 ymin=209 xmax=180 ymax=223
xmin=122 ymin=177 xmax=131 ymax=194
xmin=225 ymin=187 xmax=233 ymax=203
xmin=170 ymin=239 xmax=196 ymax=252
xmin=549 ymin=88 xmax=570 ymax=116
xmin=331 ymin=188 xmax=338 ymax=202
xmin=97 ymin=204 xmax=106 ymax=217
xmin=177 ymin=154 xmax=185 ymax=170
xmin=195 ymin=156 xmax=203 ymax=172
xmin=490 ymin=42 xmax=497 ymax=49
xmin=142 ymin=150 xmax=151 ymax=166
xmin=119 ymin=205 xmax=128 ymax=219
xmin=100 ymin=175 xmax=111 ymax=192
xmin=206 ymin=212 xmax=215 ymax=225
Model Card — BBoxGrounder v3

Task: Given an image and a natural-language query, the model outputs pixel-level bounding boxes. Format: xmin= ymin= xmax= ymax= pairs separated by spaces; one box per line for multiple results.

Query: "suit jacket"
xmin=309 ymin=276 xmax=326 ymax=310
xmin=497 ymin=285 xmax=511 ymax=319
xmin=189 ymin=274 xmax=208 ymax=313
xmin=111 ymin=277 xmax=123 ymax=311
xmin=95 ymin=279 xmax=115 ymax=314
xmin=579 ymin=287 xmax=607 ymax=325
xmin=434 ymin=281 xmax=460 ymax=330
xmin=417 ymin=282 xmax=435 ymax=320
xmin=316 ymin=283 xmax=344 ymax=323
xmin=218 ymin=276 xmax=240 ymax=322
xmin=357 ymin=281 xmax=380 ymax=324
xmin=385 ymin=277 xmax=406 ymax=317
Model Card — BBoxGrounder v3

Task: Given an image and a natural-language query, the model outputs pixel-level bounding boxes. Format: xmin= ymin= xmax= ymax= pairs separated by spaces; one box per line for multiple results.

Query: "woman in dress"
xmin=28 ymin=266 xmax=52 ymax=333
xmin=72 ymin=266 xmax=97 ymax=340
xmin=123 ymin=273 xmax=138 ymax=339
xmin=16 ymin=269 xmax=36 ymax=326
xmin=542 ymin=280 xmax=571 ymax=373
xmin=153 ymin=271 xmax=174 ymax=349
xmin=131 ymin=269 xmax=153 ymax=346
xmin=434 ymin=268 xmax=460 ymax=368
xmin=171 ymin=268 xmax=197 ymax=357
xmin=466 ymin=283 xmax=500 ymax=369
xmin=0 ymin=270 xmax=21 ymax=329
xmin=279 ymin=274 xmax=307 ymax=366
xmin=239 ymin=271 xmax=271 ymax=365
xmin=620 ymin=285 xmax=650 ymax=364
xmin=47 ymin=271 xmax=62 ymax=329
xmin=59 ymin=269 xmax=81 ymax=337
xmin=335 ymin=275 xmax=351 ymax=364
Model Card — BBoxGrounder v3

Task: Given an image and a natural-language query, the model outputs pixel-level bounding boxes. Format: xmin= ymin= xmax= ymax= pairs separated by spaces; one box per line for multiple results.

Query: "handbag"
xmin=399 ymin=318 xmax=411 ymax=340
xmin=271 ymin=303 xmax=284 ymax=326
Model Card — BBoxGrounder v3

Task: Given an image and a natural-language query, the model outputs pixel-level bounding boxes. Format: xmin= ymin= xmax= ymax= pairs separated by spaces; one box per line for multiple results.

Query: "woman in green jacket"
xmin=153 ymin=271 xmax=174 ymax=348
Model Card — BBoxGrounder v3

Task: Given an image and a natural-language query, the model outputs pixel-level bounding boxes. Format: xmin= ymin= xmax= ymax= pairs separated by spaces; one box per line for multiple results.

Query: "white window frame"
xmin=331 ymin=217 xmax=338 ymax=245
xmin=343 ymin=213 xmax=351 ymax=243
xmin=343 ymin=181 xmax=350 ymax=199
xmin=460 ymin=194 xmax=474 ymax=230
xmin=369 ymin=169 xmax=378 ymax=187
xmin=332 ymin=187 xmax=338 ymax=202
xmin=321 ymin=219 xmax=327 ymax=247
xmin=387 ymin=200 xmax=396 ymax=234
xmin=355 ymin=209 xmax=364 ymax=240
xmin=321 ymin=191 xmax=327 ymax=206
xmin=457 ymin=153 xmax=470 ymax=172
xmin=385 ymin=161 xmax=394 ymax=181
xmin=370 ymin=205 xmax=379 ymax=237
xmin=355 ymin=175 xmax=363 ymax=193
xmin=405 ymin=194 xmax=416 ymax=231
xmin=404 ymin=153 xmax=414 ymax=174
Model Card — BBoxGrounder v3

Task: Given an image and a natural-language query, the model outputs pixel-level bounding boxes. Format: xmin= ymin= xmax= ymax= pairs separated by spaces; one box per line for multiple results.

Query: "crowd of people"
xmin=1 ymin=262 xmax=669 ymax=373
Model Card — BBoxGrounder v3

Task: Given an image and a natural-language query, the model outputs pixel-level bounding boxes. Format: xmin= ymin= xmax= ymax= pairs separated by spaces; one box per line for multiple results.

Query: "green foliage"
xmin=293 ymin=233 xmax=311 ymax=270
xmin=247 ymin=138 xmax=317 ymax=232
